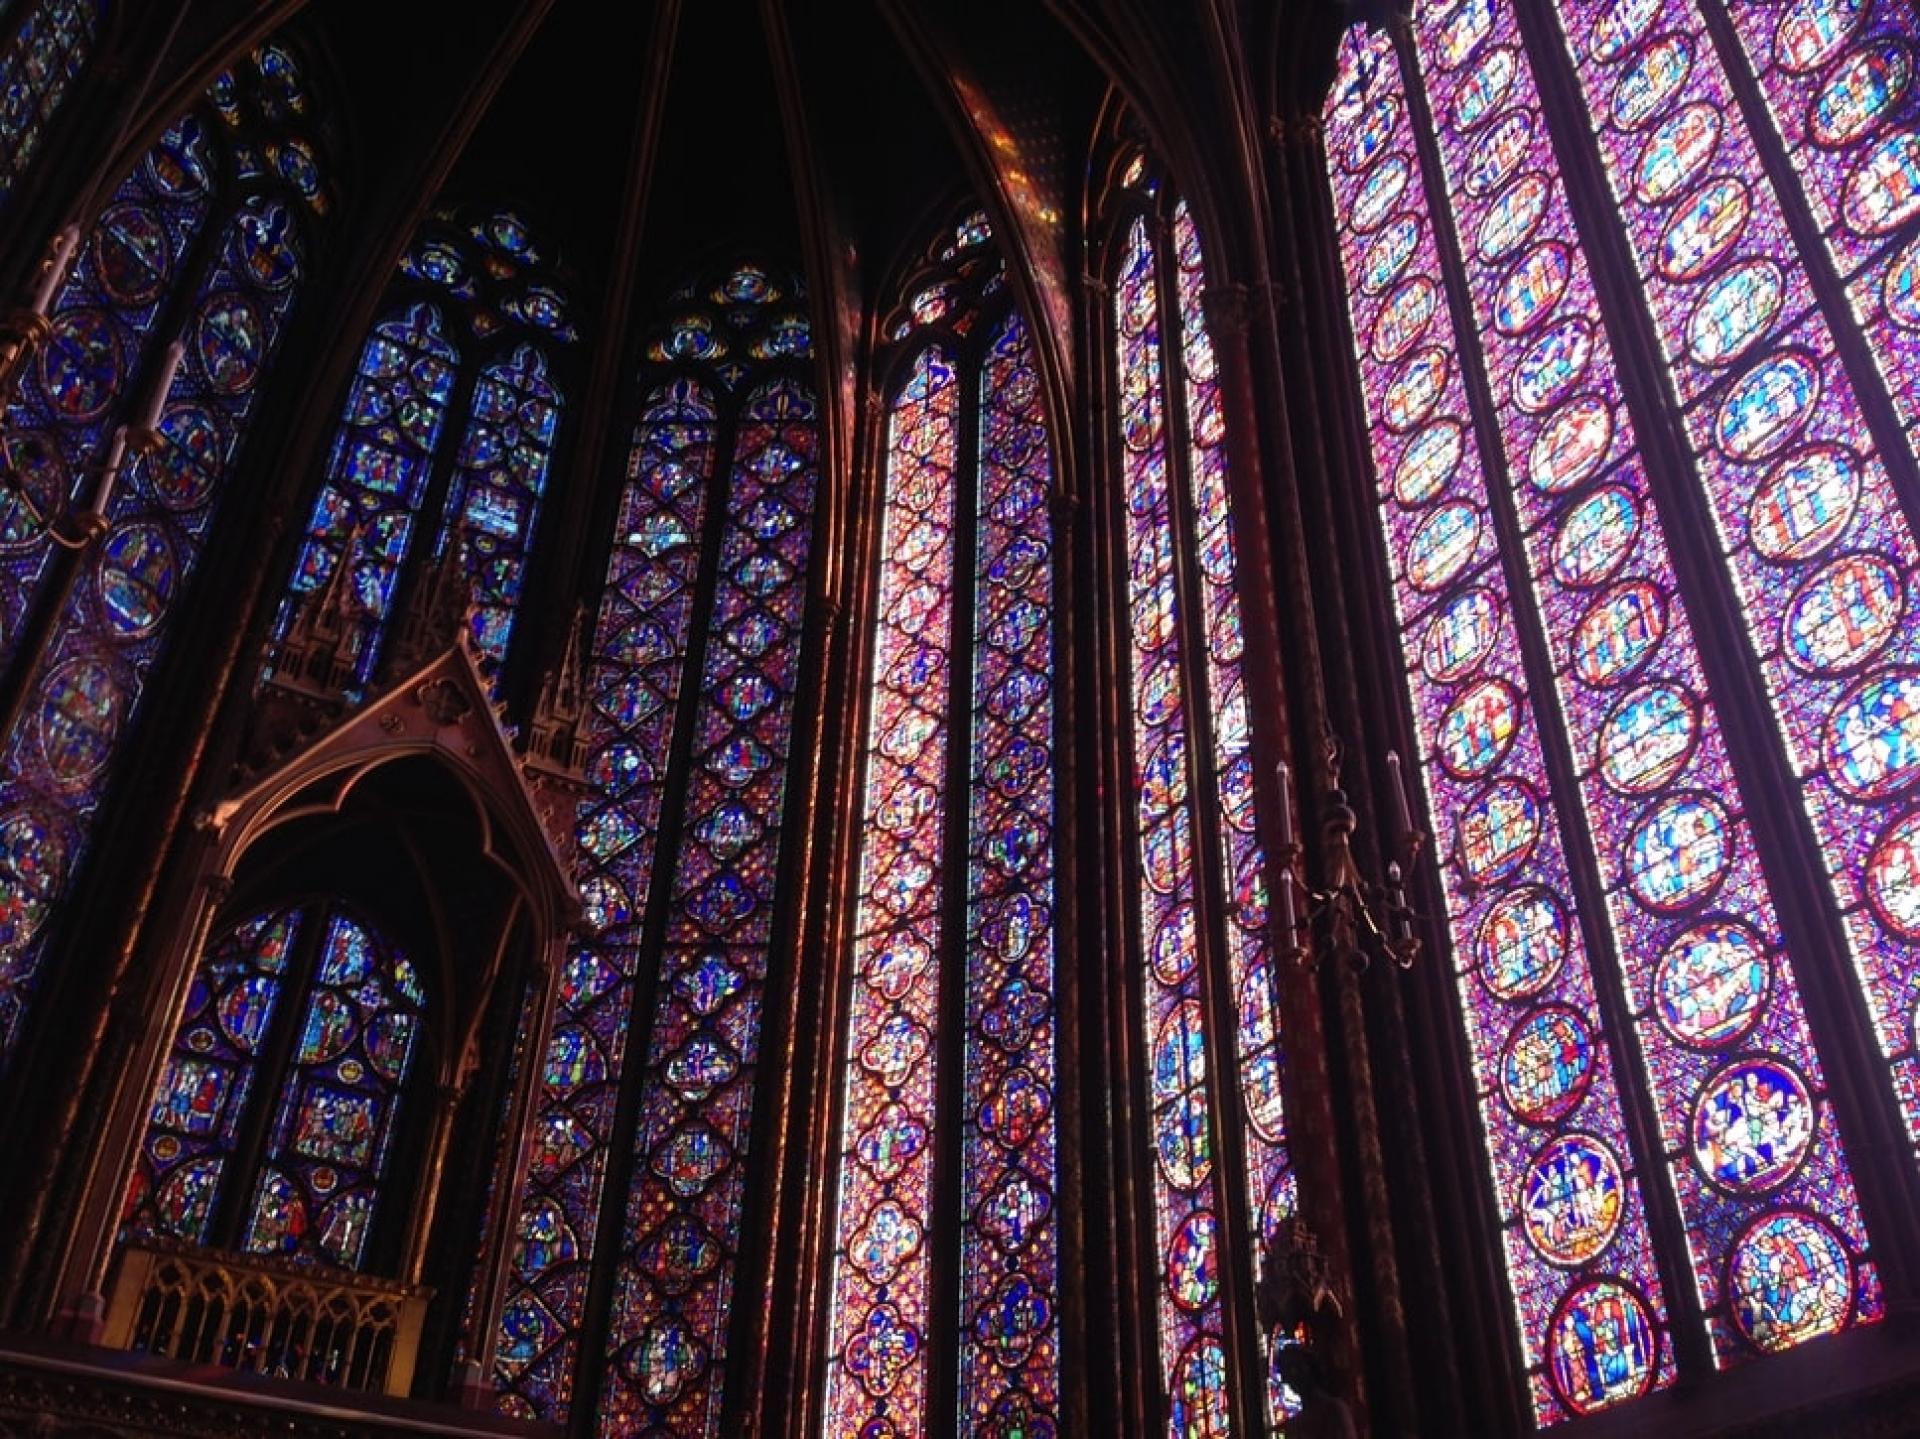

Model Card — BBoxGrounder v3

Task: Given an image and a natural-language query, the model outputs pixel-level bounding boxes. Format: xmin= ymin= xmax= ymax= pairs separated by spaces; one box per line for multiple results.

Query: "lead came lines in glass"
xmin=1328 ymin=26 xmax=1673 ymax=1422
xmin=1420 ymin=0 xmax=1878 ymax=1367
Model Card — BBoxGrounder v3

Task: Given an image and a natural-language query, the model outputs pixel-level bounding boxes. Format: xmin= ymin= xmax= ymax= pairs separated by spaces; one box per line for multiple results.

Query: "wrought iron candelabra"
xmin=1275 ymin=732 xmax=1429 ymax=970
xmin=0 ymin=225 xmax=180 ymax=550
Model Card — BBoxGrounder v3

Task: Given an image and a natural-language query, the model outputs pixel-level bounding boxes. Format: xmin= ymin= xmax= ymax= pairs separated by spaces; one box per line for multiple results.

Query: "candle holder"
xmin=1274 ymin=732 xmax=1429 ymax=971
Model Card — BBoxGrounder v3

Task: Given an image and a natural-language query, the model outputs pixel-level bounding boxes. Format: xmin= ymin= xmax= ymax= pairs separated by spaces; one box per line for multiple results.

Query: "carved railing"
xmin=101 ymin=1240 xmax=430 ymax=1397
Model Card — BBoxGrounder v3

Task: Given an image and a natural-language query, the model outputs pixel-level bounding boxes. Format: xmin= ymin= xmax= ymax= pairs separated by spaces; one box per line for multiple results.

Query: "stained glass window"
xmin=0 ymin=46 xmax=325 ymax=1067
xmin=0 ymin=0 xmax=102 ymax=209
xmin=274 ymin=209 xmax=571 ymax=688
xmin=822 ymin=214 xmax=1063 ymax=1437
xmin=125 ymin=903 xmax=424 ymax=1274
xmin=490 ymin=266 xmax=821 ymax=1430
xmin=1321 ymin=0 xmax=1920 ymax=1419
xmin=1106 ymin=175 xmax=1298 ymax=1432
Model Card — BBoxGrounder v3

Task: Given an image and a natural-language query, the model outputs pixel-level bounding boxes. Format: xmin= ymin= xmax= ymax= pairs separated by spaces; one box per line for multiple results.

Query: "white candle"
xmin=29 ymin=225 xmax=79 ymax=317
xmin=1275 ymin=759 xmax=1296 ymax=848
xmin=89 ymin=426 xmax=129 ymax=517
xmin=1385 ymin=749 xmax=1414 ymax=838
xmin=137 ymin=340 xmax=185 ymax=434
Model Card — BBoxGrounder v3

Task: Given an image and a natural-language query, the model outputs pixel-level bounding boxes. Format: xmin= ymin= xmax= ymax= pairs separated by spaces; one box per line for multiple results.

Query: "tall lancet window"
xmin=0 ymin=0 xmax=103 ymax=208
xmin=490 ymin=265 xmax=822 ymax=1436
xmin=1318 ymin=0 xmax=1920 ymax=1419
xmin=125 ymin=903 xmax=426 ymax=1273
xmin=274 ymin=209 xmax=573 ymax=687
xmin=1101 ymin=164 xmax=1296 ymax=1434
xmin=0 ymin=44 xmax=326 ymax=1065
xmin=822 ymin=213 xmax=1064 ymax=1437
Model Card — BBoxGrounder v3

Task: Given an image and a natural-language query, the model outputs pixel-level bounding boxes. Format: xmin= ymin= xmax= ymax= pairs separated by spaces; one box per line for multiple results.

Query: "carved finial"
xmin=524 ymin=604 xmax=590 ymax=783
xmin=267 ymin=523 xmax=366 ymax=702
xmin=385 ymin=525 xmax=476 ymax=680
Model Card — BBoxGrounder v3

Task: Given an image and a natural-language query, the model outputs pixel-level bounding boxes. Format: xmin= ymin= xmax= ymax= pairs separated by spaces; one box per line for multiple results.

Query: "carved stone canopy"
xmin=202 ymin=640 xmax=585 ymax=1088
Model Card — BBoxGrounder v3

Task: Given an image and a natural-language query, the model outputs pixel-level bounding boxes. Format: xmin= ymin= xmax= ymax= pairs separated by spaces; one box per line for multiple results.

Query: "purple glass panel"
xmin=598 ymin=378 xmax=817 ymax=1437
xmin=1419 ymin=0 xmax=1878 ymax=1366
xmin=1114 ymin=212 xmax=1236 ymax=1437
xmin=961 ymin=311 xmax=1062 ymax=1430
xmin=124 ymin=908 xmax=304 ymax=1244
xmin=492 ymin=381 xmax=717 ymax=1418
xmin=0 ymin=0 xmax=101 ymax=206
xmin=1327 ymin=25 xmax=1675 ymax=1421
xmin=824 ymin=345 xmax=959 ymax=1436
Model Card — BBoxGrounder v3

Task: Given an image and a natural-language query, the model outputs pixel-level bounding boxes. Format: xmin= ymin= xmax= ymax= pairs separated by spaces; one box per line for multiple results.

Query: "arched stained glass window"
xmin=0 ymin=46 xmax=325 ymax=1067
xmin=126 ymin=903 xmax=425 ymax=1274
xmin=1105 ymin=171 xmax=1296 ymax=1432
xmin=821 ymin=214 xmax=1063 ymax=1438
xmin=0 ymin=0 xmax=102 ymax=208
xmin=274 ymin=209 xmax=571 ymax=688
xmin=490 ymin=264 xmax=822 ymax=1431
xmin=1318 ymin=0 xmax=1920 ymax=1419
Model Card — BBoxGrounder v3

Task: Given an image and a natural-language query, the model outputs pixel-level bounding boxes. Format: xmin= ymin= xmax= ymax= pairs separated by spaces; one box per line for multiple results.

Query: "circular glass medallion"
xmin=1687 ymin=260 xmax=1784 ymax=367
xmin=1478 ymin=174 xmax=1549 ymax=263
xmin=1169 ymin=1338 xmax=1230 ymax=1439
xmin=1811 ymin=41 xmax=1912 ymax=149
xmin=1345 ymin=94 xmax=1398 ymax=173
xmin=1362 ymin=217 xmax=1420 ymax=294
xmin=1372 ymin=277 xmax=1437 ymax=363
xmin=1591 ymin=0 xmax=1662 ymax=62
xmin=1384 ymin=348 xmax=1449 ymax=432
xmin=1611 ymin=35 xmax=1693 ymax=131
xmin=1406 ymin=501 xmax=1480 ymax=592
xmin=1730 ymin=1211 xmax=1855 ymax=1352
xmin=36 ymin=657 xmax=127 ymax=787
xmin=1660 ymin=178 xmax=1752 ymax=282
xmin=1636 ymin=101 xmax=1721 ymax=204
xmin=1552 ymin=486 xmax=1640 ymax=589
xmin=1438 ymin=0 xmax=1492 ymax=66
xmin=1548 ymin=1279 xmax=1658 ymax=1415
xmin=1531 ymin=396 xmax=1614 ymax=493
xmin=40 ymin=309 xmax=121 ymax=420
xmin=1693 ymin=1058 xmax=1815 ymax=1193
xmin=1523 ymin=1134 xmax=1625 ymax=1266
xmin=1153 ymin=1003 xmax=1210 ymax=1189
xmin=1455 ymin=46 xmax=1517 ymax=131
xmin=1775 ymin=0 xmax=1867 ymax=74
xmin=196 ymin=291 xmax=265 ymax=395
xmin=1655 ymin=920 xmax=1772 ymax=1048
xmin=1478 ymin=887 xmax=1568 ymax=1000
xmin=1717 ymin=352 xmax=1820 ymax=461
xmin=1501 ymin=1004 xmax=1595 ymax=1124
xmin=1572 ymin=581 xmax=1667 ymax=687
xmin=0 ymin=432 xmax=67 ymax=550
xmin=1884 ymin=234 xmax=1920 ymax=327
xmin=1395 ymin=420 xmax=1464 ymax=506
xmin=1598 ymin=683 xmax=1698 ymax=794
xmin=0 ymin=808 xmax=66 ymax=951
xmin=231 ymin=201 xmax=300 ymax=291
xmin=1514 ymin=319 xmax=1593 ymax=412
xmin=1825 ymin=668 xmax=1920 ymax=799
xmin=1423 ymin=588 xmax=1501 ymax=683
xmin=1458 ymin=779 xmax=1542 ymax=884
xmin=1167 ymin=1211 xmax=1220 ymax=1313
xmin=1495 ymin=243 xmax=1570 ymax=336
xmin=1867 ymin=808 xmax=1920 ymax=935
xmin=97 ymin=524 xmax=177 ymax=637
xmin=1784 ymin=553 xmax=1903 ymax=673
xmin=1627 ymin=792 xmax=1731 ymax=912
xmin=94 ymin=205 xmax=170 ymax=305
xmin=1467 ymin=110 xmax=1533 ymax=197
xmin=1350 ymin=155 xmax=1410 ymax=233
xmin=1439 ymin=678 xmax=1518 ymax=779
xmin=1843 ymin=128 xmax=1920 ymax=236
xmin=1749 ymin=445 xmax=1860 ymax=561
